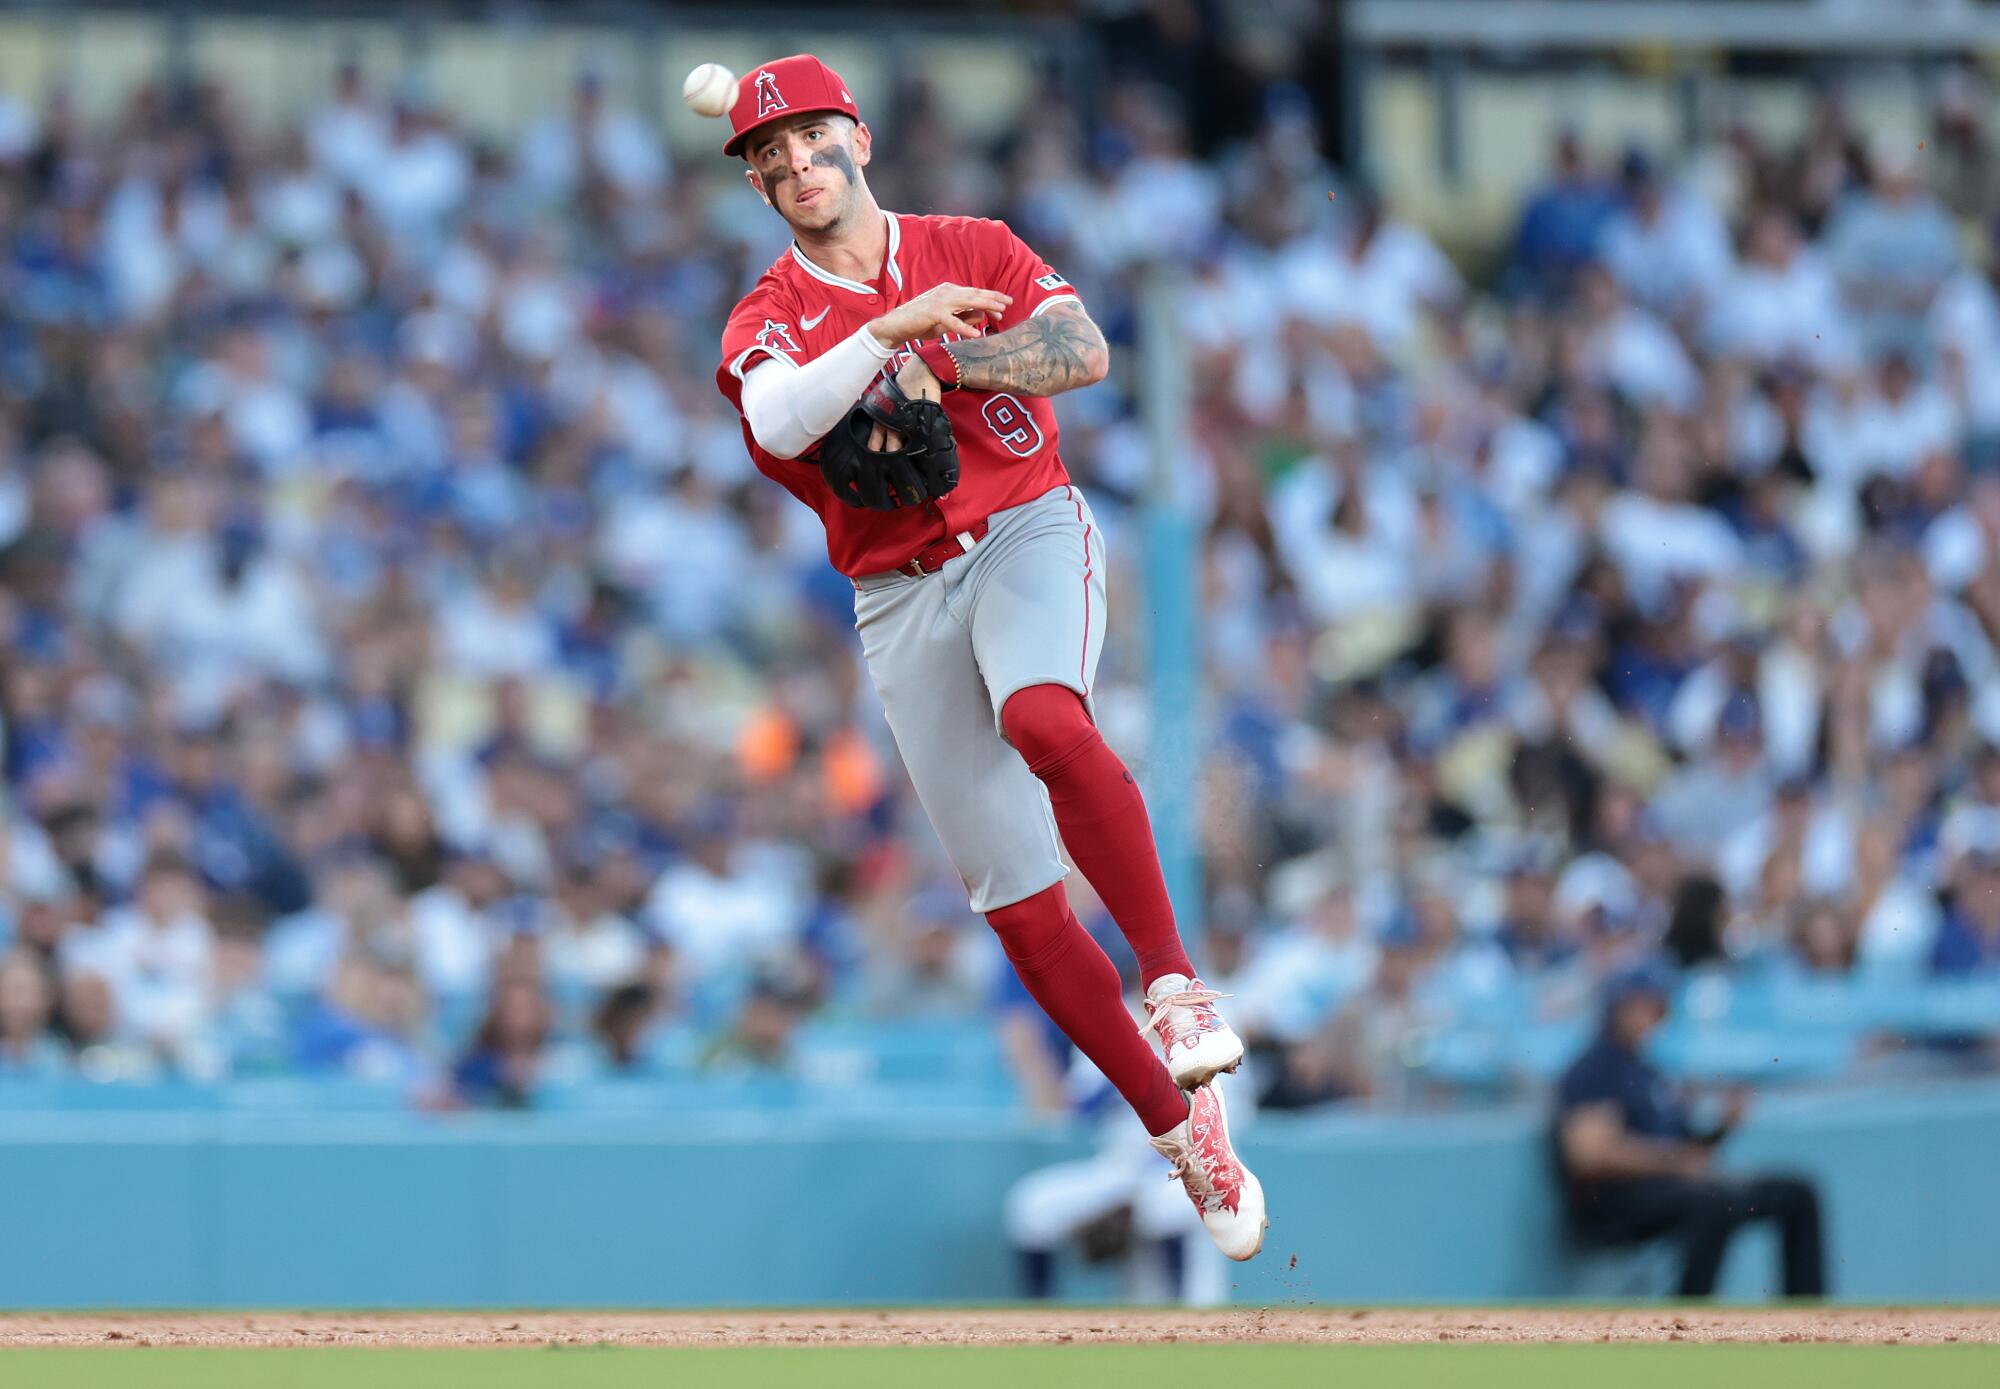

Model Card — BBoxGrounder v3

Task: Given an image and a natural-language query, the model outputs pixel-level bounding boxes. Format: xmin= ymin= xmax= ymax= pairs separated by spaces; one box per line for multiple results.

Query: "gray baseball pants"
xmin=853 ymin=483 xmax=1106 ymax=912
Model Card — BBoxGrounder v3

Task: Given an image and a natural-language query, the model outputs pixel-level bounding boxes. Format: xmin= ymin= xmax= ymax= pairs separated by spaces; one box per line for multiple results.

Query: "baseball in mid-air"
xmin=682 ymin=63 xmax=738 ymax=118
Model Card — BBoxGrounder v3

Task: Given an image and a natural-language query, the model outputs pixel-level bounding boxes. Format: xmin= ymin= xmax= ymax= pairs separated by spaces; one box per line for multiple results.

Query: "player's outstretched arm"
xmin=943 ymin=300 xmax=1109 ymax=397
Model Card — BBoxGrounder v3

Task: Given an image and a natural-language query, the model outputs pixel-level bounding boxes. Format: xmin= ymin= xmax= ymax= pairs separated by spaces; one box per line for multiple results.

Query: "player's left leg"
xmin=966 ymin=484 xmax=1244 ymax=1089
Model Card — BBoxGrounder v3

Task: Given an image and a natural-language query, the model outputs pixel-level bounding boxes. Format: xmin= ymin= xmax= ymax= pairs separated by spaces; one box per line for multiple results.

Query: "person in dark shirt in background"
xmin=1932 ymin=842 xmax=2000 ymax=975
xmin=1555 ymin=959 xmax=1827 ymax=1298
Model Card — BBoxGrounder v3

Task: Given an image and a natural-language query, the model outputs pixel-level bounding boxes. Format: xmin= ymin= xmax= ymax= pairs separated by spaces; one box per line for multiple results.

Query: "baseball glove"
xmin=815 ymin=372 xmax=961 ymax=510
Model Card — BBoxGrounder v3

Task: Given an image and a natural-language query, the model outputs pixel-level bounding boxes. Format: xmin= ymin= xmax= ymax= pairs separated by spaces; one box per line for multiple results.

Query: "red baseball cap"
xmin=724 ymin=54 xmax=861 ymax=158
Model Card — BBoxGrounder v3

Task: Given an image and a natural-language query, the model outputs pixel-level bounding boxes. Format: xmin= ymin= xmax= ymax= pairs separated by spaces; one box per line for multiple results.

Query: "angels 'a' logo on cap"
xmin=756 ymin=319 xmax=802 ymax=355
xmin=754 ymin=69 xmax=787 ymax=119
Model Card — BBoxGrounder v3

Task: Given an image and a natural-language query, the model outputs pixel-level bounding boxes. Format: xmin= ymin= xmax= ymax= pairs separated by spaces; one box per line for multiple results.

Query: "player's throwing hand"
xmin=867 ymin=283 xmax=1011 ymax=349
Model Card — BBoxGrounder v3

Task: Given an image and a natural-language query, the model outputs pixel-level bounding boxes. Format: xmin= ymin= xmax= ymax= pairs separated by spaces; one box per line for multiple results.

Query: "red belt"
xmin=894 ymin=519 xmax=990 ymax=578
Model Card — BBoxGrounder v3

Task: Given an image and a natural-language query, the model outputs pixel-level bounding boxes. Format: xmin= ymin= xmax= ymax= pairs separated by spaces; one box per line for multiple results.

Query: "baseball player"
xmin=713 ymin=54 xmax=1265 ymax=1261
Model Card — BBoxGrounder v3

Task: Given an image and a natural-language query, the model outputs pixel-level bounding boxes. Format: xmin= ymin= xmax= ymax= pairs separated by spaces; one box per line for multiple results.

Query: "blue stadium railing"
xmin=2 ymin=974 xmax=1994 ymax=1111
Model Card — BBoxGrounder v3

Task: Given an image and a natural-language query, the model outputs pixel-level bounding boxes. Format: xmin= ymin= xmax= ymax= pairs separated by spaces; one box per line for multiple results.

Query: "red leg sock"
xmin=1001 ymin=684 xmax=1196 ymax=988
xmin=985 ymin=882 xmax=1190 ymax=1137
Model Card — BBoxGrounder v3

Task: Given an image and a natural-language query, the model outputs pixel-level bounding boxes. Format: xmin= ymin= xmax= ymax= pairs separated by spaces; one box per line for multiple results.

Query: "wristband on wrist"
xmin=914 ymin=339 xmax=962 ymax=391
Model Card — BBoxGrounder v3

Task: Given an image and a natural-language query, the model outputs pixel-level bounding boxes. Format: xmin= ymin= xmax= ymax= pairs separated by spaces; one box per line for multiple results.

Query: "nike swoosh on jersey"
xmin=801 ymin=306 xmax=831 ymax=330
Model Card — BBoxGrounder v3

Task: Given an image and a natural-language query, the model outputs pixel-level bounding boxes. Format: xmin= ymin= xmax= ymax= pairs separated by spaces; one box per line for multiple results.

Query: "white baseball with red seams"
xmin=682 ymin=63 xmax=739 ymax=118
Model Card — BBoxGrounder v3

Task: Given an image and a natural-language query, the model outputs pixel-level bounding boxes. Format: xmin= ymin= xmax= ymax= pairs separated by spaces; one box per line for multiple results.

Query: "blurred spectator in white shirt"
xmin=1574 ymin=262 xmax=1701 ymax=412
xmin=1227 ymin=876 xmax=1378 ymax=1046
xmin=545 ymin=852 xmax=649 ymax=996
xmin=1093 ymin=84 xmax=1223 ymax=271
xmin=860 ymin=884 xmax=999 ymax=1019
xmin=646 ymin=806 xmax=805 ymax=978
xmin=407 ymin=848 xmax=508 ymax=998
xmin=1600 ymin=428 xmax=1744 ymax=610
xmin=1289 ymin=183 xmax=1460 ymax=362
xmin=437 ymin=552 xmax=559 ymax=681
xmin=1823 ymin=137 xmax=1961 ymax=361
xmin=1928 ymin=222 xmax=2000 ymax=453
xmin=60 ymin=853 xmax=214 ymax=1062
xmin=309 ymin=60 xmax=390 ymax=189
xmin=1650 ymin=694 xmax=1776 ymax=864
xmin=357 ymin=98 xmax=469 ymax=247
xmin=1599 ymin=149 xmax=1732 ymax=325
xmin=518 ymin=71 xmax=666 ymax=208
xmin=1810 ymin=350 xmax=1961 ymax=488
xmin=1709 ymin=205 xmax=1853 ymax=369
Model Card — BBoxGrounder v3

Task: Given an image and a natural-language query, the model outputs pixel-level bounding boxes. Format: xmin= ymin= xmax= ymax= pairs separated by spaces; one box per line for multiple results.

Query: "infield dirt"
xmin=1 ymin=1307 xmax=1995 ymax=1349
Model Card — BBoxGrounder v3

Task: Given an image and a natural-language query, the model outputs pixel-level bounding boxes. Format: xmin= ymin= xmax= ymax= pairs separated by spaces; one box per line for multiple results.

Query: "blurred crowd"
xmin=1 ymin=36 xmax=1998 ymax=1109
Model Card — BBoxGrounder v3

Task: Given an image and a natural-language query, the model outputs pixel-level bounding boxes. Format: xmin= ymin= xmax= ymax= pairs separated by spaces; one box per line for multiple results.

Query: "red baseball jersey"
xmin=716 ymin=212 xmax=1083 ymax=578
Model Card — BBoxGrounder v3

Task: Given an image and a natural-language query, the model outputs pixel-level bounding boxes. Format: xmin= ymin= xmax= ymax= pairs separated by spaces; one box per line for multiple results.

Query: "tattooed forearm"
xmin=950 ymin=303 xmax=1109 ymax=396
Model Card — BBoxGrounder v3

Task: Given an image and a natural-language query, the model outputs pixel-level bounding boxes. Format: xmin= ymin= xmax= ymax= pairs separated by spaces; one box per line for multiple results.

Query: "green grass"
xmin=2 ymin=1345 xmax=1996 ymax=1389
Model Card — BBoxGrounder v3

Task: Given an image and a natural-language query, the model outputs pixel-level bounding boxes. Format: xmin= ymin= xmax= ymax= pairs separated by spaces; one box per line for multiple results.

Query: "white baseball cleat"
xmin=1150 ymin=1080 xmax=1268 ymax=1261
xmin=1141 ymin=973 xmax=1245 ymax=1090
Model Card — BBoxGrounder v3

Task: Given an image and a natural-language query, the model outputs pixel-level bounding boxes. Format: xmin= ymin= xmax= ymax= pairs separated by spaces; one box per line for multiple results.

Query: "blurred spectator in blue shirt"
xmin=1932 ymin=843 xmax=2000 ymax=974
xmin=291 ymin=950 xmax=428 ymax=1083
xmin=1508 ymin=129 xmax=1618 ymax=303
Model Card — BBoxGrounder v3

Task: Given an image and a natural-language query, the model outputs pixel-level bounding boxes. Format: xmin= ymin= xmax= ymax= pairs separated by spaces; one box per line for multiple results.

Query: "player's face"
xmin=744 ymin=116 xmax=871 ymax=233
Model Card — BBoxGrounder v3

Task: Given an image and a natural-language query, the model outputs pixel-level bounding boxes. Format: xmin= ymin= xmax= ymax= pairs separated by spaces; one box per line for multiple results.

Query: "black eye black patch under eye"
xmin=811 ymin=146 xmax=857 ymax=185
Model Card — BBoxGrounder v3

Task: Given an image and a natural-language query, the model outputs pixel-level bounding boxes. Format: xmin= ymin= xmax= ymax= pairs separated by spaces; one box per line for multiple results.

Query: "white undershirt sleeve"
xmin=739 ymin=327 xmax=894 ymax=460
